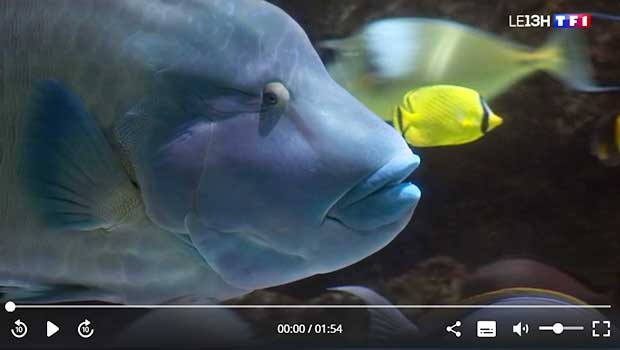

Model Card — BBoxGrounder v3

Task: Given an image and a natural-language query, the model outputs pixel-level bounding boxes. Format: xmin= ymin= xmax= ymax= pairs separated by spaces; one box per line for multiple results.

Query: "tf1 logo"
xmin=508 ymin=14 xmax=591 ymax=28
xmin=553 ymin=14 xmax=591 ymax=28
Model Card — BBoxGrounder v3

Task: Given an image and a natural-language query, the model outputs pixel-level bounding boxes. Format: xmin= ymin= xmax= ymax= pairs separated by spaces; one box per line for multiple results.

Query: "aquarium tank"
xmin=0 ymin=0 xmax=619 ymax=348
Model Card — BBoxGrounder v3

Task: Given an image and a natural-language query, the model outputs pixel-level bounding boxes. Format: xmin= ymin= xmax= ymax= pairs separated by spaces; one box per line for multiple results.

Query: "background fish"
xmin=591 ymin=114 xmax=620 ymax=166
xmin=461 ymin=258 xmax=611 ymax=306
xmin=393 ymin=85 xmax=502 ymax=147
xmin=0 ymin=0 xmax=421 ymax=304
xmin=322 ymin=17 xmax=617 ymax=120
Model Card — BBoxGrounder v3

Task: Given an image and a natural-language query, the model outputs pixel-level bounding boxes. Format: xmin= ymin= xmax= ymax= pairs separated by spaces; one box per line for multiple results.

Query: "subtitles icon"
xmin=477 ymin=321 xmax=496 ymax=338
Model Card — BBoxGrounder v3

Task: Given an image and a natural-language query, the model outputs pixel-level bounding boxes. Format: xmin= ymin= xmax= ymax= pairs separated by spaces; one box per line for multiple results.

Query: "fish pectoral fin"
xmin=23 ymin=80 xmax=142 ymax=232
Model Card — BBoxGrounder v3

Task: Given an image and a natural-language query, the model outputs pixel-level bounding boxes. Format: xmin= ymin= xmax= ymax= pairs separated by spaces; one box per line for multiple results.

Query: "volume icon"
xmin=513 ymin=322 xmax=529 ymax=336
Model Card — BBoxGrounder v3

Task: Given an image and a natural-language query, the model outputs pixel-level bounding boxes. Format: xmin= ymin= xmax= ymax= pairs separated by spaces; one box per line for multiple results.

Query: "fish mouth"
xmin=325 ymin=150 xmax=421 ymax=231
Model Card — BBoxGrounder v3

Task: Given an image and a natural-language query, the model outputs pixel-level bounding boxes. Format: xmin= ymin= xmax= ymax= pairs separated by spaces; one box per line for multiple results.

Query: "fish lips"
xmin=326 ymin=150 xmax=421 ymax=232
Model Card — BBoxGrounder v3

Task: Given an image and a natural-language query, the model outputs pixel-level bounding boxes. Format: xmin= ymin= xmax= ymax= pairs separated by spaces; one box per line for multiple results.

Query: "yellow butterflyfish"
xmin=591 ymin=114 xmax=620 ymax=166
xmin=392 ymin=85 xmax=502 ymax=147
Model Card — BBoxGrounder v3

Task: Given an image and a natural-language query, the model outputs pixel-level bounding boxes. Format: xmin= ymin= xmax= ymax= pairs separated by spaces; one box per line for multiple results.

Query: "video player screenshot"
xmin=1 ymin=0 xmax=619 ymax=348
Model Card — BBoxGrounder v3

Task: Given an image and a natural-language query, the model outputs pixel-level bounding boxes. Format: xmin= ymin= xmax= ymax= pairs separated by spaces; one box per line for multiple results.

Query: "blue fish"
xmin=0 ymin=0 xmax=421 ymax=303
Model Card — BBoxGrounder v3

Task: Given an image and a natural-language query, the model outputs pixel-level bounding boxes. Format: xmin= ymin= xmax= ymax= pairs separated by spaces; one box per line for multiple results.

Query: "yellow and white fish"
xmin=393 ymin=85 xmax=502 ymax=147
xmin=591 ymin=114 xmax=620 ymax=166
xmin=322 ymin=18 xmax=618 ymax=120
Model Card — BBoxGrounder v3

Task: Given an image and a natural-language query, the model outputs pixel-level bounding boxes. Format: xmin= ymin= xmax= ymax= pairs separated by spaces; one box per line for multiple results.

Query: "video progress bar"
xmin=4 ymin=301 xmax=612 ymax=312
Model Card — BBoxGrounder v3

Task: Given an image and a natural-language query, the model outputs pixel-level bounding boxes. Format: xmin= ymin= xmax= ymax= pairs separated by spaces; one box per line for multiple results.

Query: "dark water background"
xmin=256 ymin=0 xmax=620 ymax=310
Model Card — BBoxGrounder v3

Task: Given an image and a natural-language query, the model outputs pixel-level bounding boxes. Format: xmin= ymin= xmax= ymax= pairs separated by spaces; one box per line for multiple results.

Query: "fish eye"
xmin=264 ymin=92 xmax=278 ymax=105
xmin=262 ymin=82 xmax=289 ymax=108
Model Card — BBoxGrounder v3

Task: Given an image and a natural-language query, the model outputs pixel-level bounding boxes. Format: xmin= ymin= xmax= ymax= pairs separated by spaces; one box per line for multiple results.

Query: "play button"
xmin=46 ymin=321 xmax=60 ymax=338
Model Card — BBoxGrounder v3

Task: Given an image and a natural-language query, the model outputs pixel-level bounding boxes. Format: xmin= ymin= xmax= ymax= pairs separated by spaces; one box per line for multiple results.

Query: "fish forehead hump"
xmin=129 ymin=0 xmax=325 ymax=91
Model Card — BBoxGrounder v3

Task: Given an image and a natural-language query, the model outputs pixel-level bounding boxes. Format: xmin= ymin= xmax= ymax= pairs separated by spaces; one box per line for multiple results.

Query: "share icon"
xmin=446 ymin=321 xmax=462 ymax=338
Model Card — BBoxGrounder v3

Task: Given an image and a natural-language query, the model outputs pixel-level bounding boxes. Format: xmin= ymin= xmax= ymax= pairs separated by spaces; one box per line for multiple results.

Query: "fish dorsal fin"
xmin=23 ymin=80 xmax=142 ymax=232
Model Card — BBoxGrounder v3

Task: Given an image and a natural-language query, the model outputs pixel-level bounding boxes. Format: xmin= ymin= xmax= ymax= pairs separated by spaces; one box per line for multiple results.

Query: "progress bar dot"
xmin=5 ymin=301 xmax=16 ymax=313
